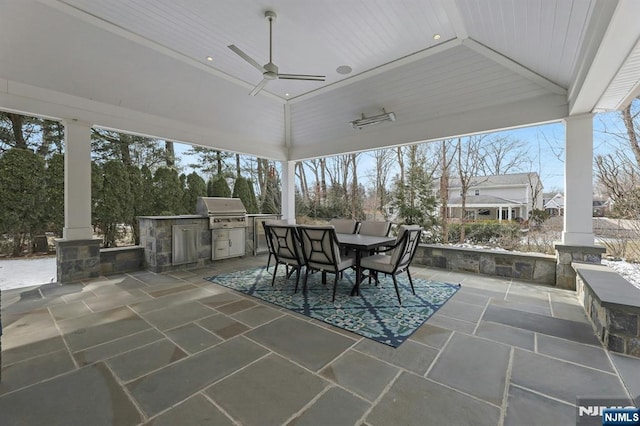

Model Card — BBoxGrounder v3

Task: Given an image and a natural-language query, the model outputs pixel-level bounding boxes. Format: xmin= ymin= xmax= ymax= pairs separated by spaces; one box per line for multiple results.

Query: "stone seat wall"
xmin=414 ymin=244 xmax=557 ymax=285
xmin=575 ymin=263 xmax=640 ymax=357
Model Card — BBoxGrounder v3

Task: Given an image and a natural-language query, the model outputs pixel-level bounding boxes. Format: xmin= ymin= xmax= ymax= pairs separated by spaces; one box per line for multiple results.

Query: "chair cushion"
xmin=360 ymin=254 xmax=395 ymax=274
xmin=308 ymin=257 xmax=354 ymax=272
xmin=329 ymin=219 xmax=357 ymax=234
xmin=358 ymin=221 xmax=390 ymax=237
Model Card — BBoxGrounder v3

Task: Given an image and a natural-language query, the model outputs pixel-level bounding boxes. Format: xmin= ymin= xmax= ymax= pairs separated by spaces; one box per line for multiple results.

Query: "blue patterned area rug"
xmin=205 ymin=267 xmax=460 ymax=348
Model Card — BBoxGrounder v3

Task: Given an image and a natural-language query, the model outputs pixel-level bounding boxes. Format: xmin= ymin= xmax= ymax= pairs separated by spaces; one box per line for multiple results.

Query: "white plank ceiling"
xmin=0 ymin=0 xmax=639 ymax=160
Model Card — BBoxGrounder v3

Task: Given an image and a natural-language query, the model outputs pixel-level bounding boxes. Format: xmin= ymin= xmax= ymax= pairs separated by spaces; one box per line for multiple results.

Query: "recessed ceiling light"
xmin=336 ymin=65 xmax=352 ymax=75
xmin=285 ymin=93 xmax=290 ymax=97
xmin=433 ymin=34 xmax=441 ymax=40
xmin=206 ymin=56 xmax=213 ymax=61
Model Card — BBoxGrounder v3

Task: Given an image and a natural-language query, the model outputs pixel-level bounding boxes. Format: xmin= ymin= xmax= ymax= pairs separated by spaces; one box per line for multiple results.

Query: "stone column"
xmin=56 ymin=119 xmax=101 ymax=283
xmin=555 ymin=244 xmax=605 ymax=290
xmin=554 ymin=114 xmax=600 ymax=290
xmin=280 ymin=160 xmax=296 ymax=224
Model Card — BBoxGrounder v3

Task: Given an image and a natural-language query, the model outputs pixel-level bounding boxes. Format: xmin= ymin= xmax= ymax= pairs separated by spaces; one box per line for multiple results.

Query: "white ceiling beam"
xmin=284 ymin=103 xmax=291 ymax=152
xmin=462 ymin=39 xmax=567 ymax=96
xmin=40 ymin=0 xmax=285 ymax=104
xmin=442 ymin=0 xmax=468 ymax=40
xmin=288 ymin=38 xmax=463 ymax=104
xmin=570 ymin=0 xmax=640 ymax=114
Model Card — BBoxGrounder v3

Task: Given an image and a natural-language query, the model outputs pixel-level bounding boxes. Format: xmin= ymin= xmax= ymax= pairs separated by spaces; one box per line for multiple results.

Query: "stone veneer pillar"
xmin=555 ymin=244 xmax=606 ymax=290
xmin=56 ymin=239 xmax=101 ymax=283
xmin=56 ymin=119 xmax=98 ymax=283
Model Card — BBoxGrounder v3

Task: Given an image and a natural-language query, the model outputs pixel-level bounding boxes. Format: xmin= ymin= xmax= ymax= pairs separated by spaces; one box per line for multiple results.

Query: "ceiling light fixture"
xmin=350 ymin=109 xmax=396 ymax=130
xmin=206 ymin=56 xmax=213 ymax=61
xmin=433 ymin=34 xmax=441 ymax=40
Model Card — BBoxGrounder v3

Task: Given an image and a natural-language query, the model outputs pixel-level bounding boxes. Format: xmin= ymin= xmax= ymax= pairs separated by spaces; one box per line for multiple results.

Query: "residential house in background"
xmin=443 ymin=172 xmax=543 ymax=222
xmin=544 ymin=192 xmax=565 ymax=216
xmin=592 ymin=199 xmax=610 ymax=217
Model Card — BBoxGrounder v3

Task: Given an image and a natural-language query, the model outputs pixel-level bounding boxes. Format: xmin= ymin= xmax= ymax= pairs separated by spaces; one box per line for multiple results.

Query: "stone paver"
xmin=145 ymin=394 xmax=234 ymax=426
xmin=164 ymin=323 xmax=222 ymax=354
xmin=367 ymin=372 xmax=501 ymax=426
xmin=504 ymin=385 xmax=576 ymax=426
xmin=0 ymin=349 xmax=75 ymax=395
xmin=287 ymin=386 xmax=370 ymax=426
xmin=247 ymin=316 xmax=355 ymax=371
xmin=427 ymin=333 xmax=511 ymax=405
xmin=0 ymin=363 xmax=142 ymax=426
xmin=197 ymin=313 xmax=250 ymax=339
xmin=355 ymin=338 xmax=439 ymax=375
xmin=127 ymin=336 xmax=268 ymax=417
xmin=139 ymin=301 xmax=216 ymax=331
xmin=474 ymin=321 xmax=535 ymax=350
xmin=58 ymin=306 xmax=152 ymax=351
xmin=510 ymin=349 xmax=628 ymax=404
xmin=610 ymin=353 xmax=640 ymax=406
xmin=319 ymin=350 xmax=399 ymax=401
xmin=206 ymin=354 xmax=327 ymax=426
xmin=482 ymin=304 xmax=600 ymax=345
xmin=536 ymin=334 xmax=614 ymax=372
xmin=1 ymin=258 xmax=638 ymax=426
xmin=73 ymin=329 xmax=164 ymax=366
xmin=408 ymin=323 xmax=453 ymax=349
xmin=107 ymin=339 xmax=188 ymax=382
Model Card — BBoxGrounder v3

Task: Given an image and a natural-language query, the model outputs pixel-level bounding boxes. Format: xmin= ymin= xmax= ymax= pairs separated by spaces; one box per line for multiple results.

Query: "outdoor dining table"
xmin=335 ymin=232 xmax=397 ymax=296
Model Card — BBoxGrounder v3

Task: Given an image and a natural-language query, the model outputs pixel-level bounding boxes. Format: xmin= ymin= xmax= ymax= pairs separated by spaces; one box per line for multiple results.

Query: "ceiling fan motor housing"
xmin=263 ymin=62 xmax=278 ymax=80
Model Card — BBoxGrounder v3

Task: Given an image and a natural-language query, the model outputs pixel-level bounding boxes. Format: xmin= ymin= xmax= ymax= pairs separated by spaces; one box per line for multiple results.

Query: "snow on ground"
xmin=0 ymin=256 xmax=56 ymax=291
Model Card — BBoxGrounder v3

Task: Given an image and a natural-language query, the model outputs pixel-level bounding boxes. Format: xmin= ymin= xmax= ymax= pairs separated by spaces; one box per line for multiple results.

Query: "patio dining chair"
xmin=329 ymin=218 xmax=358 ymax=234
xmin=267 ymin=224 xmax=306 ymax=292
xmin=360 ymin=225 xmax=423 ymax=305
xmin=358 ymin=220 xmax=392 ymax=253
xmin=298 ymin=225 xmax=355 ymax=302
xmin=262 ymin=219 xmax=288 ymax=271
xmin=357 ymin=220 xmax=391 ymax=237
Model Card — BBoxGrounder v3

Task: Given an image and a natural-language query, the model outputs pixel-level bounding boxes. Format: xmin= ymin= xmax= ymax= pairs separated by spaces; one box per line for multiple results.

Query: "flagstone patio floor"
xmin=1 ymin=255 xmax=639 ymax=425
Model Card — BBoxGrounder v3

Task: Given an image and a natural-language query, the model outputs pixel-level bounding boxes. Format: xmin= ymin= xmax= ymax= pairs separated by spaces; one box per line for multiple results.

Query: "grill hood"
xmin=196 ymin=197 xmax=247 ymax=216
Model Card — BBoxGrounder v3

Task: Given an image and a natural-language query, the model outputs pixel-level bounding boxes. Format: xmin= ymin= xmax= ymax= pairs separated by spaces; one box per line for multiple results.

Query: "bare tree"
xmin=367 ymin=148 xmax=394 ymax=219
xmin=438 ymin=140 xmax=456 ymax=242
xmin=480 ymin=135 xmax=528 ymax=175
xmin=455 ymin=135 xmax=488 ymax=242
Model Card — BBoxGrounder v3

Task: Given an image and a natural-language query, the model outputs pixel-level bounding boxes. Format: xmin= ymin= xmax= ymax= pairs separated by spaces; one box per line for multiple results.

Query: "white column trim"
xmin=280 ymin=160 xmax=296 ymax=224
xmin=562 ymin=113 xmax=595 ymax=246
xmin=61 ymin=119 xmax=94 ymax=240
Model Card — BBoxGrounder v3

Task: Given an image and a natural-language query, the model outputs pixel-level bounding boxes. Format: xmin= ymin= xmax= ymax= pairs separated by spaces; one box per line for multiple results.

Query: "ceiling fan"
xmin=228 ymin=10 xmax=326 ymax=96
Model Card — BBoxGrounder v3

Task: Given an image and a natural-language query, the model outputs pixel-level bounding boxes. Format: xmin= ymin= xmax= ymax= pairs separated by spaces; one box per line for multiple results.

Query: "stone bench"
xmin=575 ymin=263 xmax=640 ymax=357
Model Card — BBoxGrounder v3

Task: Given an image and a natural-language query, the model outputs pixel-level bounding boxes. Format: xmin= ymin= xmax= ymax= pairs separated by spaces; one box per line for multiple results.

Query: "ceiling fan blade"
xmin=278 ymin=73 xmax=326 ymax=81
xmin=249 ymin=78 xmax=269 ymax=96
xmin=228 ymin=45 xmax=266 ymax=73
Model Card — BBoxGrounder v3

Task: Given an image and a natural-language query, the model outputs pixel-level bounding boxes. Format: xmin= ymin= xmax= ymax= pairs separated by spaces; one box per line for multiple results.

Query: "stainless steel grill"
xmin=196 ymin=197 xmax=247 ymax=229
xmin=196 ymin=197 xmax=247 ymax=260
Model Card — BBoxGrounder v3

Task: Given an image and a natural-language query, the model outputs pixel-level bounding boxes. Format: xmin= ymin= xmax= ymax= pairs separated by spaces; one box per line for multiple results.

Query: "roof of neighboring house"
xmin=447 ymin=172 xmax=540 ymax=189
xmin=448 ymin=194 xmax=526 ymax=206
xmin=544 ymin=193 xmax=565 ymax=209
xmin=543 ymin=192 xmax=563 ymax=200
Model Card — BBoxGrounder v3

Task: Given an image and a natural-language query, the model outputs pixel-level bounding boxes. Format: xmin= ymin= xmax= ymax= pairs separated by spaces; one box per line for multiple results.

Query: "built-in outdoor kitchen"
xmin=138 ymin=197 xmax=279 ymax=273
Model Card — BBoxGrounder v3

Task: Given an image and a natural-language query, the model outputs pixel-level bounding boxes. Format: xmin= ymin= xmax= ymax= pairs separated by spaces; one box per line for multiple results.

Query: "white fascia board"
xmin=570 ymin=0 xmax=640 ymax=114
xmin=288 ymin=93 xmax=567 ymax=161
xmin=0 ymin=79 xmax=288 ymax=160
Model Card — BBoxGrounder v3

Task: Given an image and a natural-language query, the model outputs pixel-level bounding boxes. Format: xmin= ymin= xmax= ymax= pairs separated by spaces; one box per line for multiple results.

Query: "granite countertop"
xmin=137 ymin=215 xmax=207 ymax=219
